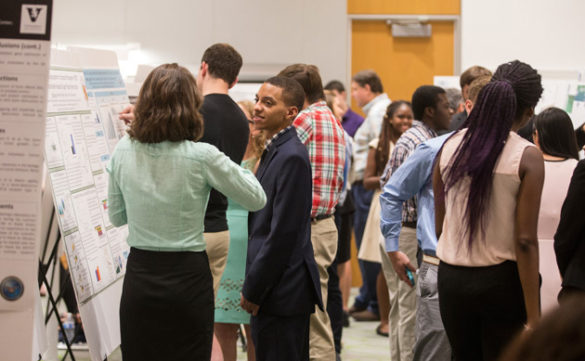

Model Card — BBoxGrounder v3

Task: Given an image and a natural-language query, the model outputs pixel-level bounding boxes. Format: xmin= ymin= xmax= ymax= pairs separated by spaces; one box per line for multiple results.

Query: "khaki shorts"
xmin=204 ymin=230 xmax=230 ymax=298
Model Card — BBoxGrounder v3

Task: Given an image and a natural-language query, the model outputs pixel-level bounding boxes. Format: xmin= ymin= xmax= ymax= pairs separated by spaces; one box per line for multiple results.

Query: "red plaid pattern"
xmin=294 ymin=101 xmax=346 ymax=217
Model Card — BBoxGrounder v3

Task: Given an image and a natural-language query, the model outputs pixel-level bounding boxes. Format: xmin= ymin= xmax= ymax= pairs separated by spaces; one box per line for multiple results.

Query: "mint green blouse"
xmin=106 ymin=136 xmax=266 ymax=252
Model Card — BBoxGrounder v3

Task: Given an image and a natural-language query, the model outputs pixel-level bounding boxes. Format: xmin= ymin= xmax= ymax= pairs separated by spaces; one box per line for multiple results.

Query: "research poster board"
xmin=435 ymin=74 xmax=585 ymax=130
xmin=45 ymin=47 xmax=130 ymax=361
xmin=0 ymin=0 xmax=52 ymax=359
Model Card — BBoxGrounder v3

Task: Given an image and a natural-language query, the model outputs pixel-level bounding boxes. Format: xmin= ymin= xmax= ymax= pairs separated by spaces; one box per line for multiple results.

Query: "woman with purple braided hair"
xmin=432 ymin=60 xmax=545 ymax=361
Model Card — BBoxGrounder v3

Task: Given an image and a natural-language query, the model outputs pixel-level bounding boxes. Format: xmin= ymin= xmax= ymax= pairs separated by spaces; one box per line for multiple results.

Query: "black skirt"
xmin=120 ymin=247 xmax=214 ymax=361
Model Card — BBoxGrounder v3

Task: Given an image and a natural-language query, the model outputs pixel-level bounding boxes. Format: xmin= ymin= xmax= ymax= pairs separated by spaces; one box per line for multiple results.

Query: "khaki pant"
xmin=309 ymin=217 xmax=338 ymax=361
xmin=380 ymin=226 xmax=417 ymax=361
xmin=204 ymin=230 xmax=230 ymax=298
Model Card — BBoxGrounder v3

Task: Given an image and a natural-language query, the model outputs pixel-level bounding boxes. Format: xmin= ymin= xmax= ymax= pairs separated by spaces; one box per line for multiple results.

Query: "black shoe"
xmin=376 ymin=324 xmax=389 ymax=337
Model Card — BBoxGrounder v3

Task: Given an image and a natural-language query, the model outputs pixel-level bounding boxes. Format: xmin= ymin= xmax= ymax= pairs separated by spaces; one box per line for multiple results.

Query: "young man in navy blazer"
xmin=241 ymin=76 xmax=323 ymax=361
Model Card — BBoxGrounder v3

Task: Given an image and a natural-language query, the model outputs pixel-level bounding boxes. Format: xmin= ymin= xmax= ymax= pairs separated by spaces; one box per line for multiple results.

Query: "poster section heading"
xmin=45 ymin=62 xmax=130 ymax=304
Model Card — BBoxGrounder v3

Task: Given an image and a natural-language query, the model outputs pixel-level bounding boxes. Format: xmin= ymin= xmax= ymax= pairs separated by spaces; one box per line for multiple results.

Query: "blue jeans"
xmin=351 ymin=182 xmax=379 ymax=313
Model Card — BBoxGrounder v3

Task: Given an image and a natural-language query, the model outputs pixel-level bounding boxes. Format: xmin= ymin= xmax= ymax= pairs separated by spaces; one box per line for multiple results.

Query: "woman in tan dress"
xmin=358 ymin=101 xmax=413 ymax=334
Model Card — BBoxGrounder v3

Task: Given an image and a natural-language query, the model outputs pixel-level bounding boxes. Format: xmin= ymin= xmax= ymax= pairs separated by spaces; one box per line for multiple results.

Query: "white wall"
xmin=52 ymin=0 xmax=348 ymax=83
xmin=461 ymin=0 xmax=585 ymax=76
xmin=53 ymin=0 xmax=585 ymax=83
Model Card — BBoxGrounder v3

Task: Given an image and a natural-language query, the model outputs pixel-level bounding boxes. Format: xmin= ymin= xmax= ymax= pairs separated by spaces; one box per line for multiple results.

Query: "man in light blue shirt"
xmin=379 ymin=75 xmax=488 ymax=361
xmin=379 ymin=133 xmax=452 ymax=361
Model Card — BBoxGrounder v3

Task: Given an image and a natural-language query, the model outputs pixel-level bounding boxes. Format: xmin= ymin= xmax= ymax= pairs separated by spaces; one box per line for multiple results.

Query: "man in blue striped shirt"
xmin=378 ymin=85 xmax=451 ymax=361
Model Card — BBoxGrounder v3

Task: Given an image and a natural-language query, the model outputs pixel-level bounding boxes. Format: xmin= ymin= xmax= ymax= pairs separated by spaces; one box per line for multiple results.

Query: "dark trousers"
xmin=251 ymin=312 xmax=310 ymax=361
xmin=59 ymin=263 xmax=78 ymax=314
xmin=334 ymin=192 xmax=354 ymax=264
xmin=327 ymin=259 xmax=343 ymax=354
xmin=438 ymin=260 xmax=526 ymax=361
xmin=120 ymin=248 xmax=214 ymax=361
xmin=351 ymin=182 xmax=379 ymax=313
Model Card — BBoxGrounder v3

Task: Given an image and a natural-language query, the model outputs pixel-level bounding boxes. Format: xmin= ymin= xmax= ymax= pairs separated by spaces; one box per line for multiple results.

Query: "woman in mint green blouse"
xmin=107 ymin=64 xmax=266 ymax=361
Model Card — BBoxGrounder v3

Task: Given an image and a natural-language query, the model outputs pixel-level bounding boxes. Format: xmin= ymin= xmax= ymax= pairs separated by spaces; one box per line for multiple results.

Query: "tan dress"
xmin=358 ymin=139 xmax=395 ymax=263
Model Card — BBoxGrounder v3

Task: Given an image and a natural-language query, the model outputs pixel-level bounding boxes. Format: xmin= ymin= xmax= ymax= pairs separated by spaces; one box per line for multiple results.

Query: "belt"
xmin=422 ymin=254 xmax=440 ymax=266
xmin=402 ymin=221 xmax=416 ymax=228
xmin=311 ymin=214 xmax=332 ymax=222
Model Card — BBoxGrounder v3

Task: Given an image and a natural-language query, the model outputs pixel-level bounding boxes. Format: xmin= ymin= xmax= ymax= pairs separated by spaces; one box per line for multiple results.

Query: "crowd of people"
xmin=108 ymin=43 xmax=585 ymax=361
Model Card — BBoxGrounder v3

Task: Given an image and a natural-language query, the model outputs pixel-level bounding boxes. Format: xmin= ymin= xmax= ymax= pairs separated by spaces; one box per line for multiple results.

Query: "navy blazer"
xmin=243 ymin=126 xmax=323 ymax=316
xmin=555 ymin=159 xmax=585 ymax=291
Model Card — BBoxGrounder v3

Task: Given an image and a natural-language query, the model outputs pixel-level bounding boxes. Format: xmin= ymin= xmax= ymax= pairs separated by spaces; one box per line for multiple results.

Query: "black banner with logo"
xmin=0 ymin=0 xmax=52 ymax=41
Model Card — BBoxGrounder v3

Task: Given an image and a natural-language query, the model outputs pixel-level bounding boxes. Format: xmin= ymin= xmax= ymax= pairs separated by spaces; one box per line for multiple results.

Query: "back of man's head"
xmin=411 ymin=85 xmax=446 ymax=120
xmin=445 ymin=88 xmax=463 ymax=113
xmin=201 ymin=43 xmax=243 ymax=85
xmin=352 ymin=70 xmax=384 ymax=94
xmin=324 ymin=80 xmax=345 ymax=94
xmin=278 ymin=64 xmax=325 ymax=105
xmin=459 ymin=65 xmax=492 ymax=89
xmin=265 ymin=76 xmax=306 ymax=112
xmin=467 ymin=75 xmax=492 ymax=104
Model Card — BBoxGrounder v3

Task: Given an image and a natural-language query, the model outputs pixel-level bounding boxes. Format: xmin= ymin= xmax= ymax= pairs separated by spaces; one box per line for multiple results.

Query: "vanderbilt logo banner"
xmin=0 ymin=0 xmax=52 ymax=40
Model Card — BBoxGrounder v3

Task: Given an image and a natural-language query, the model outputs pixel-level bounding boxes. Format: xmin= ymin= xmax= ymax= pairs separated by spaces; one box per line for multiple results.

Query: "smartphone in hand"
xmin=406 ymin=268 xmax=415 ymax=286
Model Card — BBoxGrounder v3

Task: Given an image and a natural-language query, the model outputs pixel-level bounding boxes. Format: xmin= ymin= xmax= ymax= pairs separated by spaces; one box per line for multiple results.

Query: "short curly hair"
xmin=201 ymin=43 xmax=243 ymax=85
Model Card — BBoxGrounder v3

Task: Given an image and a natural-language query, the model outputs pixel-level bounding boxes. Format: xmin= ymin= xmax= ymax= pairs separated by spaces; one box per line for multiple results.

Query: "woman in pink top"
xmin=533 ymin=107 xmax=579 ymax=313
xmin=432 ymin=61 xmax=545 ymax=361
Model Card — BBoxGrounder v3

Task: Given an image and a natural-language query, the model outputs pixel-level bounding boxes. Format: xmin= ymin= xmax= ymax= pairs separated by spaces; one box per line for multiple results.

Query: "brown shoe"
xmin=348 ymin=305 xmax=366 ymax=315
xmin=351 ymin=309 xmax=380 ymax=322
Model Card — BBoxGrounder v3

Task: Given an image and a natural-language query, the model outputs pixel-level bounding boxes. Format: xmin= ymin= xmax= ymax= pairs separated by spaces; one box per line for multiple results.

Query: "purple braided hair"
xmin=442 ymin=60 xmax=543 ymax=250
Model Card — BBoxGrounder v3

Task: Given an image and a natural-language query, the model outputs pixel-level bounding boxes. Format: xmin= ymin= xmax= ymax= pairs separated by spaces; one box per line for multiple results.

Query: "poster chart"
xmin=565 ymin=84 xmax=585 ymax=130
xmin=45 ymin=47 xmax=130 ymax=361
xmin=0 ymin=0 xmax=52 ymax=360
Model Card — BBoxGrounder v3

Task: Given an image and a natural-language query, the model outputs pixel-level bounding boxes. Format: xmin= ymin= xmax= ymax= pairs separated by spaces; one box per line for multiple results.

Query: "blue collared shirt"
xmin=380 ymin=133 xmax=452 ymax=253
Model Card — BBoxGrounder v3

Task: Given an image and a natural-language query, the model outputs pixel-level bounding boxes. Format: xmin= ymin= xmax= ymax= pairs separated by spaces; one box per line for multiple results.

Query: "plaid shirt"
xmin=265 ymin=125 xmax=293 ymax=150
xmin=380 ymin=120 xmax=437 ymax=223
xmin=294 ymin=101 xmax=346 ymax=217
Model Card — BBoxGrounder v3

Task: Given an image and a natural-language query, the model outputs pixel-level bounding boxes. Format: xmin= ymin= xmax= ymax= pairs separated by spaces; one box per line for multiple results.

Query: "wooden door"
xmin=351 ymin=20 xmax=455 ymax=112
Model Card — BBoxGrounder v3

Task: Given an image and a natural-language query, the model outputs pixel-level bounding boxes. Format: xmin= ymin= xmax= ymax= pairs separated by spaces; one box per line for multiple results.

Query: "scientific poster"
xmin=0 ymin=0 xmax=52 ymax=360
xmin=566 ymin=84 xmax=585 ymax=130
xmin=45 ymin=60 xmax=130 ymax=305
xmin=45 ymin=47 xmax=130 ymax=361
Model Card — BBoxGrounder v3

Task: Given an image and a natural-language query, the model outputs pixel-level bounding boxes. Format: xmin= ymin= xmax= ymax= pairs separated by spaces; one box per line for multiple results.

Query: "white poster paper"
xmin=0 ymin=0 xmax=52 ymax=360
xmin=44 ymin=47 xmax=131 ymax=361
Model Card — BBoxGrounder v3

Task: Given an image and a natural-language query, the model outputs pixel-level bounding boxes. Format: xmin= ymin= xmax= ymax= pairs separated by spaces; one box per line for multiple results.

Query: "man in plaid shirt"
xmin=279 ymin=64 xmax=345 ymax=361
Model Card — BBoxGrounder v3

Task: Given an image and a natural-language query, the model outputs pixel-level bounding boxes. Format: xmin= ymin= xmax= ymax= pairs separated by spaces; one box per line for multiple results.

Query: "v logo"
xmin=26 ymin=7 xmax=43 ymax=22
